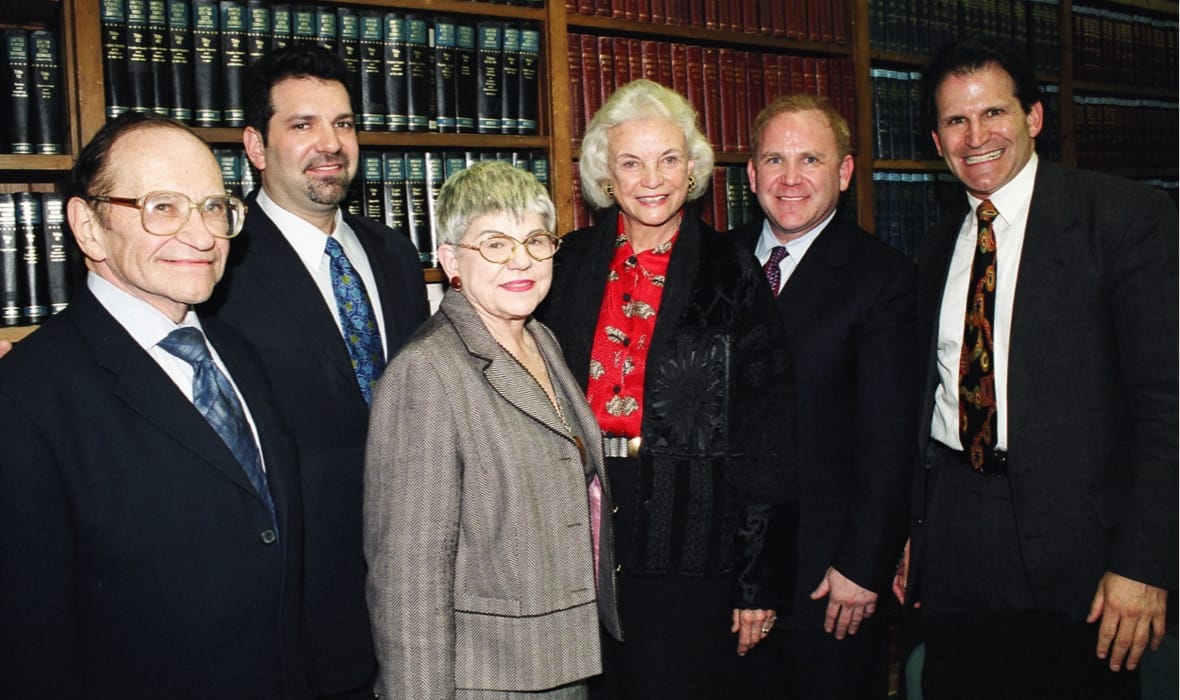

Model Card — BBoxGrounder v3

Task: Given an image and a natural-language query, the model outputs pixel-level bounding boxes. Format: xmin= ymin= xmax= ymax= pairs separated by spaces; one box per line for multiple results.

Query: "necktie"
xmin=959 ymin=199 xmax=999 ymax=471
xmin=326 ymin=237 xmax=385 ymax=404
xmin=763 ymin=245 xmax=789 ymax=296
xmin=159 ymin=327 xmax=277 ymax=526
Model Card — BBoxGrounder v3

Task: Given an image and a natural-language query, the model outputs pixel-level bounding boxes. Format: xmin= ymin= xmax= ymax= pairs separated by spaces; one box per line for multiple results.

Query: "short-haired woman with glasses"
xmin=363 ymin=160 xmax=622 ymax=699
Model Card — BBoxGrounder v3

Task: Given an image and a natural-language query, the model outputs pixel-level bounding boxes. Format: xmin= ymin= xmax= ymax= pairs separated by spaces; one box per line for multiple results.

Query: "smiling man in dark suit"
xmin=0 ymin=112 xmax=307 ymax=698
xmin=201 ymin=45 xmax=429 ymax=699
xmin=895 ymin=39 xmax=1177 ymax=699
xmin=730 ymin=94 xmax=917 ymax=699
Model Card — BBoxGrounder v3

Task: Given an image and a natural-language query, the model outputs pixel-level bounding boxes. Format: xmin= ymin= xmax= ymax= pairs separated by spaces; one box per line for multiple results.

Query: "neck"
xmin=623 ymin=214 xmax=681 ymax=253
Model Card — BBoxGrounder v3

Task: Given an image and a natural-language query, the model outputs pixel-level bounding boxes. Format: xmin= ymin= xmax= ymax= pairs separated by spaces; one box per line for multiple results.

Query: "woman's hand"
xmin=731 ymin=607 xmax=776 ymax=655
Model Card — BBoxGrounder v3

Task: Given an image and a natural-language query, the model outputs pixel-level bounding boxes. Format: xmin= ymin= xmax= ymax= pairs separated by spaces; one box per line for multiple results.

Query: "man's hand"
xmin=810 ymin=566 xmax=878 ymax=639
xmin=1087 ymin=571 xmax=1167 ymax=671
xmin=891 ymin=538 xmax=919 ymax=608
xmin=731 ymin=608 xmax=776 ymax=656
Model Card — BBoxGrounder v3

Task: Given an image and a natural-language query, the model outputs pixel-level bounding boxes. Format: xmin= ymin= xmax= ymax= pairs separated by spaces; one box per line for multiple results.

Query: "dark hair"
xmin=244 ymin=43 xmax=352 ymax=142
xmin=70 ymin=111 xmax=197 ymax=201
xmin=919 ymin=39 xmax=1041 ymax=130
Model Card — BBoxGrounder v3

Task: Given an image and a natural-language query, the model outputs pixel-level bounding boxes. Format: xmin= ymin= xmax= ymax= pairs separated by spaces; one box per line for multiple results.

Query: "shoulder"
xmin=836 ymin=221 xmax=915 ymax=272
xmin=348 ymin=213 xmax=422 ymax=263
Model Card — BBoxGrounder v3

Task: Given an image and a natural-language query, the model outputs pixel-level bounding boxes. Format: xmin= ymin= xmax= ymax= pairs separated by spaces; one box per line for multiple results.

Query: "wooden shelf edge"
xmin=0 ymin=154 xmax=75 ymax=172
xmin=0 ymin=325 xmax=38 ymax=343
xmin=1072 ymin=81 xmax=1179 ymax=99
xmin=874 ymin=159 xmax=948 ymax=171
xmin=338 ymin=0 xmax=545 ymax=21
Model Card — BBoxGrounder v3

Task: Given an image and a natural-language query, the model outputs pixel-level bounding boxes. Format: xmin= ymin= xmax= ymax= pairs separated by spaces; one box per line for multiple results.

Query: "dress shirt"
xmin=930 ymin=153 xmax=1039 ymax=451
xmin=254 ymin=188 xmax=388 ymax=356
xmin=753 ymin=210 xmax=834 ymax=284
xmin=88 ymin=273 xmax=266 ymax=470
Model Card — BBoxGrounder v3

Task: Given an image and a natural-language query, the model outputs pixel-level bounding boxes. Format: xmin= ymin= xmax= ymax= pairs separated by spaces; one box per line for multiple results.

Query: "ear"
xmin=438 ymin=243 xmax=460 ymax=280
xmin=746 ymin=159 xmax=758 ymax=194
xmin=931 ymin=129 xmax=944 ymax=158
xmin=243 ymin=126 xmax=267 ymax=171
xmin=67 ymin=196 xmax=108 ymax=263
xmin=837 ymin=154 xmax=854 ymax=192
xmin=1025 ymin=100 xmax=1044 ymax=139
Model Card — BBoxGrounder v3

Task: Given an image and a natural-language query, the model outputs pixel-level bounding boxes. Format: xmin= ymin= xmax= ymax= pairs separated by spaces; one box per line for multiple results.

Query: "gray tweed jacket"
xmin=364 ymin=289 xmax=622 ymax=699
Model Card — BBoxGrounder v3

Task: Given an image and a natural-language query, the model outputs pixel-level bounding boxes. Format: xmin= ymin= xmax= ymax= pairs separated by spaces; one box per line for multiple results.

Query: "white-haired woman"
xmin=364 ymin=160 xmax=621 ymax=699
xmin=537 ymin=80 xmax=798 ymax=698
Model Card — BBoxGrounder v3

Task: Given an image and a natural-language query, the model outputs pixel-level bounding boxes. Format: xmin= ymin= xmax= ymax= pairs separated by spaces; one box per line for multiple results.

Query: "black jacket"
xmin=538 ymin=207 xmax=798 ymax=610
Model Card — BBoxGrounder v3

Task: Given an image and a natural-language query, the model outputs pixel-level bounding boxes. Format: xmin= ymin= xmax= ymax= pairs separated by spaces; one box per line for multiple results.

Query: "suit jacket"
xmin=0 ymin=287 xmax=307 ymax=699
xmin=909 ymin=162 xmax=1179 ymax=618
xmin=538 ymin=207 xmax=797 ymax=610
xmin=200 ymin=199 xmax=429 ymax=694
xmin=363 ymin=290 xmax=621 ymax=698
xmin=731 ymin=217 xmax=917 ymax=631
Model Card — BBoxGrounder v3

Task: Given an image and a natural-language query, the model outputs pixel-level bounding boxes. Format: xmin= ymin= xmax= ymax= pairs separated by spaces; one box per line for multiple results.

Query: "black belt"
xmin=941 ymin=443 xmax=1009 ymax=475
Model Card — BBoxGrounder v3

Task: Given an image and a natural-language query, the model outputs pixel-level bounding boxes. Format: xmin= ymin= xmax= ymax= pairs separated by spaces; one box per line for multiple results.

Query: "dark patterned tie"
xmin=763 ymin=245 xmax=789 ymax=296
xmin=159 ymin=327 xmax=277 ymax=527
xmin=326 ymin=237 xmax=386 ymax=404
xmin=959 ymin=199 xmax=999 ymax=471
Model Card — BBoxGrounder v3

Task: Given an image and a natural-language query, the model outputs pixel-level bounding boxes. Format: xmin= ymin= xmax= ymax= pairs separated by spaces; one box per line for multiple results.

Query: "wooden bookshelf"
xmin=1 ymin=0 xmax=1176 ymax=339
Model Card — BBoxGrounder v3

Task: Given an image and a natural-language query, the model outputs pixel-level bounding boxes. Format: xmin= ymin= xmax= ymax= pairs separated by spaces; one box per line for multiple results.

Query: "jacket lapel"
xmin=777 ymin=222 xmax=848 ymax=335
xmin=440 ymin=291 xmax=571 ymax=440
xmin=73 ymin=290 xmax=261 ymax=499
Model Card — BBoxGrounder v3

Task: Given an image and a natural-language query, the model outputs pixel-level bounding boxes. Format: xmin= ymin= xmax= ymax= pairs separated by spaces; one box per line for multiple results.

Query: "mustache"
xmin=305 ymin=155 xmax=349 ymax=170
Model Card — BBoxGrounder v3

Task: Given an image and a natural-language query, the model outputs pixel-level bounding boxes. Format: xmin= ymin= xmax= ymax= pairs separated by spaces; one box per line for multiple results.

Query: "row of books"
xmin=213 ymin=147 xmax=551 ymax=268
xmin=0 ymin=192 xmax=74 ymax=326
xmin=569 ymin=33 xmax=857 ymax=154
xmin=1072 ymin=96 xmax=1179 ymax=170
xmin=870 ymin=70 xmax=1061 ymax=163
xmin=101 ymin=1 xmax=541 ymax=135
xmin=869 ymin=0 xmax=1061 ymax=74
xmin=1 ymin=29 xmax=65 ymax=155
xmin=872 ymin=171 xmax=962 ymax=259
xmin=1072 ymin=4 xmax=1178 ymax=90
xmin=565 ymin=0 xmax=848 ymax=43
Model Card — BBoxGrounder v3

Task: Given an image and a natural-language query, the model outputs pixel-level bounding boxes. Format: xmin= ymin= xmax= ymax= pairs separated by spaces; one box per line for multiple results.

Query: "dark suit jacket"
xmin=0 ymin=287 xmax=307 ymax=699
xmin=909 ymin=162 xmax=1179 ymax=618
xmin=731 ymin=218 xmax=917 ymax=631
xmin=538 ymin=206 xmax=797 ymax=610
xmin=201 ymin=199 xmax=429 ymax=694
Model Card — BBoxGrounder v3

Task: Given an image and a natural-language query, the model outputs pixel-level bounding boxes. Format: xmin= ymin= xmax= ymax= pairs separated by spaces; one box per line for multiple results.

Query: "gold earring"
xmin=687 ymin=175 xmax=697 ymax=191
xmin=603 ymin=183 xmax=614 ymax=198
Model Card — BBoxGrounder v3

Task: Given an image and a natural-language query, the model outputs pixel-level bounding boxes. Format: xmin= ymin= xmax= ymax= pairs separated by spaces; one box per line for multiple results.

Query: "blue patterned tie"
xmin=158 ymin=327 xmax=277 ymax=529
xmin=326 ymin=236 xmax=385 ymax=404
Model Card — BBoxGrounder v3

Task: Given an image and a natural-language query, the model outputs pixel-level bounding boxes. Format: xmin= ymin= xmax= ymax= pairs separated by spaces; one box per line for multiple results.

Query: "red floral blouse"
xmin=585 ymin=218 xmax=677 ymax=437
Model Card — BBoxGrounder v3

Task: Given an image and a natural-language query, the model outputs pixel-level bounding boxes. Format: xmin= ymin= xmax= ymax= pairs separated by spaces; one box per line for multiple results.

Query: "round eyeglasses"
xmin=88 ymin=190 xmax=247 ymax=239
xmin=455 ymin=231 xmax=561 ymax=264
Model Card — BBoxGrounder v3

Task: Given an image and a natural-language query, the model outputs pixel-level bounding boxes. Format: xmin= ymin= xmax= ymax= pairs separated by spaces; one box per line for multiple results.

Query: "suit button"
xmin=611 ymin=505 xmax=619 ymax=515
xmin=615 ymin=564 xmax=622 ymax=573
xmin=260 ymin=529 xmax=277 ymax=544
xmin=916 ymin=518 xmax=924 ymax=527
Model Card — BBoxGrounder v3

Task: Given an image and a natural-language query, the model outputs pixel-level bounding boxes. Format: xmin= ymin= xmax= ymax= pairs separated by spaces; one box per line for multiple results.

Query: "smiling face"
xmin=606 ymin=117 xmax=695 ymax=247
xmin=931 ymin=62 xmax=1043 ymax=199
xmin=244 ymin=76 xmax=358 ymax=232
xmin=69 ymin=126 xmax=229 ymax=323
xmin=438 ymin=211 xmax=553 ymax=336
xmin=747 ymin=109 xmax=853 ymax=243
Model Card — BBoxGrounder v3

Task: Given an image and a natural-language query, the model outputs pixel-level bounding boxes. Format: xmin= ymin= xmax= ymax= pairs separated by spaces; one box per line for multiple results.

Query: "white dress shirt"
xmin=753 ymin=209 xmax=836 ymax=285
xmin=254 ymin=188 xmax=389 ymax=356
xmin=930 ymin=153 xmax=1039 ymax=451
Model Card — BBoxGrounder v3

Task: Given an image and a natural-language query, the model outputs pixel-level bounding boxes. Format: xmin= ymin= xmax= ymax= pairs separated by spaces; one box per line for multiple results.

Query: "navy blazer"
xmin=908 ymin=162 xmax=1179 ymax=618
xmin=201 ymin=199 xmax=429 ymax=694
xmin=0 ymin=287 xmax=307 ymax=699
xmin=731 ymin=217 xmax=918 ymax=631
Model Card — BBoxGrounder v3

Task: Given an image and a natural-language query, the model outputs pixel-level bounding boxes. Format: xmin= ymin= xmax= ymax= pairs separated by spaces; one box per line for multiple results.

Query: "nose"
xmin=314 ymin=122 xmax=342 ymax=152
xmin=965 ymin=118 xmax=988 ymax=148
xmin=505 ymin=240 xmax=533 ymax=269
xmin=781 ymin=161 xmax=802 ymax=186
xmin=174 ymin=210 xmax=218 ymax=250
xmin=639 ymin=162 xmax=662 ymax=188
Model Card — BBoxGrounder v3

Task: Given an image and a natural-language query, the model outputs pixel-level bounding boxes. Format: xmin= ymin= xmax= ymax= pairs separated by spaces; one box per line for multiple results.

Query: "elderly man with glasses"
xmin=0 ymin=111 xmax=310 ymax=699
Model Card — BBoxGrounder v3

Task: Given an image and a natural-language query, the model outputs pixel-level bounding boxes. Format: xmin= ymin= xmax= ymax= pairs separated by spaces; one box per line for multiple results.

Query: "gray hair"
xmin=579 ymin=79 xmax=715 ymax=210
xmin=435 ymin=160 xmax=556 ymax=246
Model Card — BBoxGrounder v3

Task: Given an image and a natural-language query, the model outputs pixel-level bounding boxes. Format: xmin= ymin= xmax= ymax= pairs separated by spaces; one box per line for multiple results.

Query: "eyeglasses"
xmin=455 ymin=231 xmax=561 ymax=264
xmin=88 ymin=190 xmax=247 ymax=239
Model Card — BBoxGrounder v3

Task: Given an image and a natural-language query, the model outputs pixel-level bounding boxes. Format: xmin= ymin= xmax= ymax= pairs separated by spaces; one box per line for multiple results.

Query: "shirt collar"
xmin=966 ymin=152 xmax=1039 ymax=228
xmin=87 ymin=273 xmax=203 ymax=351
xmin=754 ymin=210 xmax=834 ymax=262
xmin=255 ymin=186 xmax=350 ymax=268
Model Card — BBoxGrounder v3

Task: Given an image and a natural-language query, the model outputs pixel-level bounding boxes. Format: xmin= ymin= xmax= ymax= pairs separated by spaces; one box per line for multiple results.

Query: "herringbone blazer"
xmin=364 ymin=290 xmax=621 ymax=699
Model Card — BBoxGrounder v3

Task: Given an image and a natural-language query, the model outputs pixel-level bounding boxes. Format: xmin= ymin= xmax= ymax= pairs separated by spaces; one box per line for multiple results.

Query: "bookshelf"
xmin=0 ymin=0 xmax=1176 ymax=339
